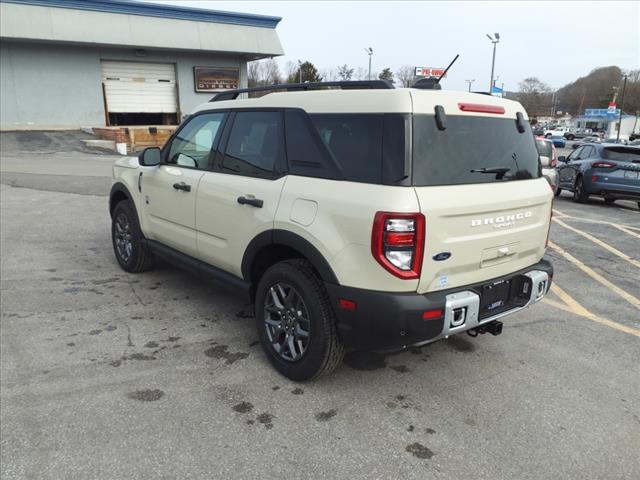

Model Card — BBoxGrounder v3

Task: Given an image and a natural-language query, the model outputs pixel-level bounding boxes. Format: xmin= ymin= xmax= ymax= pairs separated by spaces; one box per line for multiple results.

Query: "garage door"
xmin=101 ymin=61 xmax=177 ymax=113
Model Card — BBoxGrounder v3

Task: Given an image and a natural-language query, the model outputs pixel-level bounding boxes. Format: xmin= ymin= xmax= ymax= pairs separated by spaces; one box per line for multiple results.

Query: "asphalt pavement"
xmin=1 ymin=133 xmax=639 ymax=480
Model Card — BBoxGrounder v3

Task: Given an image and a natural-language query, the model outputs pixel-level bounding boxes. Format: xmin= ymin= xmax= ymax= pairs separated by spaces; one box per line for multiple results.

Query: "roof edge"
xmin=0 ymin=0 xmax=282 ymax=28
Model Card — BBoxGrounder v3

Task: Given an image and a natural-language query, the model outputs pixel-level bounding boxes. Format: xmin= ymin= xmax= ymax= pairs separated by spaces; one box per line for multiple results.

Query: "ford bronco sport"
xmin=109 ymin=80 xmax=554 ymax=381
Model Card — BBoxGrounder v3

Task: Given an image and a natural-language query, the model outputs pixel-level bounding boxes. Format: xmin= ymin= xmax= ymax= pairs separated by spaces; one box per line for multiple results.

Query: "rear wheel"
xmin=255 ymin=259 xmax=344 ymax=381
xmin=572 ymin=177 xmax=589 ymax=203
xmin=604 ymin=197 xmax=615 ymax=204
xmin=554 ymin=187 xmax=562 ymax=197
xmin=111 ymin=200 xmax=154 ymax=273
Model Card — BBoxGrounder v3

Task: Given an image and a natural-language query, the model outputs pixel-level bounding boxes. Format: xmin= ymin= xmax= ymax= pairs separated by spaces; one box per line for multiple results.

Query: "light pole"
xmin=364 ymin=47 xmax=373 ymax=80
xmin=465 ymin=79 xmax=475 ymax=92
xmin=616 ymin=74 xmax=628 ymax=142
xmin=486 ymin=33 xmax=500 ymax=93
xmin=297 ymin=59 xmax=302 ymax=83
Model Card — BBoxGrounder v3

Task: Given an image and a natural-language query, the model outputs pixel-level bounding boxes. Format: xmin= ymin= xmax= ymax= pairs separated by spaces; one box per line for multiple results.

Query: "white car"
xmin=544 ymin=127 xmax=568 ymax=138
xmin=109 ymin=81 xmax=554 ymax=380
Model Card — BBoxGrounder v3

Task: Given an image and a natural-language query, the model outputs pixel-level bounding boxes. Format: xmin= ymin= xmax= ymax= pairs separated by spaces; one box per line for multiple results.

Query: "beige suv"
xmin=109 ymin=81 xmax=553 ymax=381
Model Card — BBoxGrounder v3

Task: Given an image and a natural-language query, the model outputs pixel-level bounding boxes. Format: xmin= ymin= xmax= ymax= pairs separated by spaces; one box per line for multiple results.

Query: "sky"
xmin=150 ymin=0 xmax=640 ymax=92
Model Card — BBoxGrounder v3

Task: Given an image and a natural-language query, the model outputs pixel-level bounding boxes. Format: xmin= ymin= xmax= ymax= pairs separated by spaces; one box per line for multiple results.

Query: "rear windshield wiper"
xmin=470 ymin=166 xmax=511 ymax=179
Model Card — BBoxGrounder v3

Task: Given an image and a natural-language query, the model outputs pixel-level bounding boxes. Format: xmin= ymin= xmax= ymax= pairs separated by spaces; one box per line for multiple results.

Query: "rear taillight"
xmin=551 ymin=158 xmax=557 ymax=168
xmin=592 ymin=161 xmax=617 ymax=168
xmin=372 ymin=212 xmax=425 ymax=280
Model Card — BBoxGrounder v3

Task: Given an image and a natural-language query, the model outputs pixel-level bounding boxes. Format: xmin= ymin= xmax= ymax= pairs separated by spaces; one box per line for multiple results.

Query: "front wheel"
xmin=572 ymin=177 xmax=589 ymax=203
xmin=255 ymin=259 xmax=344 ymax=381
xmin=604 ymin=197 xmax=615 ymax=204
xmin=554 ymin=187 xmax=562 ymax=197
xmin=111 ymin=200 xmax=154 ymax=273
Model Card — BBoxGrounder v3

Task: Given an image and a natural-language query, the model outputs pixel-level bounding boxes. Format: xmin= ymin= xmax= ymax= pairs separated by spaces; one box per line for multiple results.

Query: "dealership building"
xmin=0 ymin=0 xmax=283 ymax=130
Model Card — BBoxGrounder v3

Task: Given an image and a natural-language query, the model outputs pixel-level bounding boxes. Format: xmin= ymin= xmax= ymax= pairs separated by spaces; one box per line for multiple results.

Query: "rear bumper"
xmin=325 ymin=258 xmax=553 ymax=351
xmin=585 ymin=176 xmax=640 ymax=200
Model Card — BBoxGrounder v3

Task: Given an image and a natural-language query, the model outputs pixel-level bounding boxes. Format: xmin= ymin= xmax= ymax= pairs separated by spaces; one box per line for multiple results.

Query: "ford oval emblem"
xmin=432 ymin=252 xmax=452 ymax=261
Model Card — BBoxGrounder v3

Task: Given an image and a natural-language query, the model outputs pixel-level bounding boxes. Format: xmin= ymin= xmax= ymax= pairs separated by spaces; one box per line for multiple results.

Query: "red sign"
xmin=415 ymin=67 xmax=446 ymax=77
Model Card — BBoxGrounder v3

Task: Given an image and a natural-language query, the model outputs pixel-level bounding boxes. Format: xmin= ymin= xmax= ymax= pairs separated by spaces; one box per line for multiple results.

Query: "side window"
xmin=567 ymin=147 xmax=582 ymax=161
xmin=309 ymin=114 xmax=383 ymax=183
xmin=223 ymin=111 xmax=284 ymax=178
xmin=167 ymin=112 xmax=225 ymax=170
xmin=579 ymin=146 xmax=594 ymax=159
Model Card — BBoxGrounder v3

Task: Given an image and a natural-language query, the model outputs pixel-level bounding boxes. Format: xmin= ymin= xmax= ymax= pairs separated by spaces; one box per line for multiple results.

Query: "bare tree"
xmin=262 ymin=58 xmax=282 ymax=85
xmin=248 ymin=61 xmax=262 ymax=88
xmin=396 ymin=65 xmax=416 ymax=87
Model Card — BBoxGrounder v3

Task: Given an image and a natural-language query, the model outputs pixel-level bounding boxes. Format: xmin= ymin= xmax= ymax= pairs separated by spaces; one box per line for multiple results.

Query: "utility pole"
xmin=297 ymin=60 xmax=302 ymax=83
xmin=486 ymin=33 xmax=500 ymax=93
xmin=364 ymin=47 xmax=373 ymax=80
xmin=465 ymin=79 xmax=475 ymax=92
xmin=616 ymin=75 xmax=628 ymax=142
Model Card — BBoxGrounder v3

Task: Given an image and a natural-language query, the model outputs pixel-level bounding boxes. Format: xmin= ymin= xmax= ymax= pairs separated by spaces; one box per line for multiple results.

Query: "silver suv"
xmin=109 ymin=81 xmax=554 ymax=380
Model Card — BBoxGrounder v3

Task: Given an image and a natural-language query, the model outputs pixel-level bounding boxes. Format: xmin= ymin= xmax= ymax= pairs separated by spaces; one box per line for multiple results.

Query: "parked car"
xmin=108 ymin=81 xmax=554 ymax=380
xmin=602 ymin=138 xmax=628 ymax=145
xmin=535 ymin=137 xmax=558 ymax=194
xmin=572 ymin=136 xmax=601 ymax=149
xmin=556 ymin=144 xmax=640 ymax=208
xmin=563 ymin=129 xmax=596 ymax=140
xmin=544 ymin=127 xmax=568 ymax=138
xmin=549 ymin=135 xmax=566 ymax=148
xmin=533 ymin=126 xmax=545 ymax=136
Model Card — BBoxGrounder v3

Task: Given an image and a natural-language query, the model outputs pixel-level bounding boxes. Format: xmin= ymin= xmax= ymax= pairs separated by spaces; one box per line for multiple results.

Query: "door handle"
xmin=237 ymin=196 xmax=263 ymax=208
xmin=173 ymin=182 xmax=191 ymax=192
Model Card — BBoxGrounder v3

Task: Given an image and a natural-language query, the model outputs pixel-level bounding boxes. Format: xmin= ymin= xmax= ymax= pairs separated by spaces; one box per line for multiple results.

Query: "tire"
xmin=554 ymin=187 xmax=562 ymax=197
xmin=111 ymin=200 xmax=154 ymax=273
xmin=545 ymin=133 xmax=552 ymax=138
xmin=572 ymin=176 xmax=589 ymax=203
xmin=637 ymin=202 xmax=640 ymax=210
xmin=604 ymin=197 xmax=615 ymax=204
xmin=566 ymin=134 xmax=575 ymax=140
xmin=255 ymin=259 xmax=345 ymax=381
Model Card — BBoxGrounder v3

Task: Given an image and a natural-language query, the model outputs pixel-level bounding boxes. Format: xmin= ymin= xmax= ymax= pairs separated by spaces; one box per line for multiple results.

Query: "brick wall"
xmin=93 ymin=127 xmax=128 ymax=144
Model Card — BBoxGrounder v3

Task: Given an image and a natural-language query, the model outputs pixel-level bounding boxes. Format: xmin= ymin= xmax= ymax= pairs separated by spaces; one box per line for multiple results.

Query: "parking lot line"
xmin=553 ymin=208 xmax=640 ymax=233
xmin=548 ymin=241 xmax=640 ymax=311
xmin=611 ymin=224 xmax=640 ymax=239
xmin=548 ymin=284 xmax=640 ymax=338
xmin=553 ymin=217 xmax=640 ymax=268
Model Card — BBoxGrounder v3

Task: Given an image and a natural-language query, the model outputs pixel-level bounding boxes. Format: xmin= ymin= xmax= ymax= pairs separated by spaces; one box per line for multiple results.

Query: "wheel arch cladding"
xmin=109 ymin=183 xmax=133 ymax=217
xmin=242 ymin=230 xmax=339 ymax=286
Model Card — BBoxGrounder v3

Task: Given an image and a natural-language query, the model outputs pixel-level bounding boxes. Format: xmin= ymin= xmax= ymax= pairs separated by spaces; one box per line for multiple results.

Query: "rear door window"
xmin=223 ymin=111 xmax=284 ymax=179
xmin=412 ymin=115 xmax=541 ymax=186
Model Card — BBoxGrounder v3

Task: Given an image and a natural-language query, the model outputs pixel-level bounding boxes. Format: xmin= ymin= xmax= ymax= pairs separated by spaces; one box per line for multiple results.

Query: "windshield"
xmin=412 ymin=115 xmax=541 ymax=186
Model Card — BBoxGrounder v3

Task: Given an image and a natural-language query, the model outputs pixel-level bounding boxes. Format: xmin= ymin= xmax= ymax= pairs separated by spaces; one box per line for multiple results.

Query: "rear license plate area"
xmin=478 ymin=275 xmax=530 ymax=319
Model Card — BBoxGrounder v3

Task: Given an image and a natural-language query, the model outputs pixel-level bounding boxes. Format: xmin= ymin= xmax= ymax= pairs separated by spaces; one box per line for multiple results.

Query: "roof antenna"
xmin=436 ymin=54 xmax=459 ymax=84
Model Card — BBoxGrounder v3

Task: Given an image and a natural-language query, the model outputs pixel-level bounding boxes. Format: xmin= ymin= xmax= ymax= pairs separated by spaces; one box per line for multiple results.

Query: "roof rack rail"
xmin=209 ymin=80 xmax=394 ymax=102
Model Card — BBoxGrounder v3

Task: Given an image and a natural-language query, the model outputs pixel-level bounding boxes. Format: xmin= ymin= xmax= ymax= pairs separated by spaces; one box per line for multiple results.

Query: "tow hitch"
xmin=467 ymin=320 xmax=503 ymax=337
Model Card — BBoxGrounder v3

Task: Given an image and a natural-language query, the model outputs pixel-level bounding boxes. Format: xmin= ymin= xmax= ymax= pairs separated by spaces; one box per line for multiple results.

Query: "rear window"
xmin=412 ymin=115 xmax=541 ymax=186
xmin=602 ymin=147 xmax=640 ymax=162
xmin=535 ymin=139 xmax=553 ymax=157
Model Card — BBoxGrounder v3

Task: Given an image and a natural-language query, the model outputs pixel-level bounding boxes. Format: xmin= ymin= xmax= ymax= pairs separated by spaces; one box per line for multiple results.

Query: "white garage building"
xmin=0 ymin=0 xmax=283 ymax=129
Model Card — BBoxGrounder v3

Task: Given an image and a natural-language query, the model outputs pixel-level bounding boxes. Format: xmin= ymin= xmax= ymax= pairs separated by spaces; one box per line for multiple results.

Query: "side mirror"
xmin=139 ymin=147 xmax=161 ymax=167
xmin=557 ymin=156 xmax=567 ymax=163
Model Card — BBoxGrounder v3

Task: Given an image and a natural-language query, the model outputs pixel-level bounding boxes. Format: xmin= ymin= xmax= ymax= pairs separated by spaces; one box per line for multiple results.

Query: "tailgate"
xmin=414 ymin=178 xmax=552 ymax=294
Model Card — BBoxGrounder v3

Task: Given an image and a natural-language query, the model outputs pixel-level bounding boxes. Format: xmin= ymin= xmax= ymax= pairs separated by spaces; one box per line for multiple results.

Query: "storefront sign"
xmin=194 ymin=67 xmax=239 ymax=92
xmin=415 ymin=67 xmax=446 ymax=78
